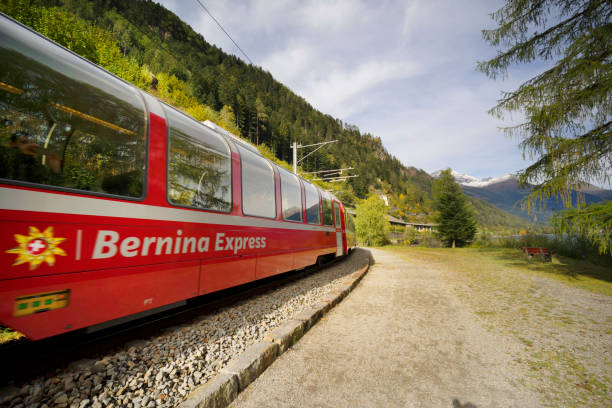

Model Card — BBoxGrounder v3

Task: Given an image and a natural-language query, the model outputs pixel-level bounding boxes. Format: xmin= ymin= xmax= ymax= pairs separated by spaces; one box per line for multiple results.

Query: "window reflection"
xmin=0 ymin=29 xmax=146 ymax=197
xmin=166 ymin=107 xmax=231 ymax=212
xmin=304 ymin=180 xmax=321 ymax=225
xmin=239 ymin=145 xmax=276 ymax=218
xmin=279 ymin=167 xmax=303 ymax=222
xmin=334 ymin=203 xmax=341 ymax=228
xmin=321 ymin=190 xmax=334 ymax=226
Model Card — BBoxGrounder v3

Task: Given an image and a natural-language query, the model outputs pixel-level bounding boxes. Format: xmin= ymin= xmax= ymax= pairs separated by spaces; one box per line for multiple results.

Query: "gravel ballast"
xmin=1 ymin=249 xmax=370 ymax=408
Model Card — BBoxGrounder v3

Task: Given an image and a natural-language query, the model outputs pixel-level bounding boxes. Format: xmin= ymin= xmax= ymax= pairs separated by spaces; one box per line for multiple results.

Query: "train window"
xmin=165 ymin=106 xmax=232 ymax=212
xmin=334 ymin=202 xmax=342 ymax=228
xmin=278 ymin=167 xmax=303 ymax=222
xmin=303 ymin=180 xmax=321 ymax=225
xmin=321 ymin=190 xmax=334 ymax=226
xmin=238 ymin=145 xmax=276 ymax=218
xmin=0 ymin=17 xmax=146 ymax=197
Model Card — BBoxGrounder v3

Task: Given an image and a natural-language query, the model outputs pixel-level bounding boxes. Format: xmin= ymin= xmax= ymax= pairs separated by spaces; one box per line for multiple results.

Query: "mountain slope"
xmin=2 ymin=0 xmax=544 ymax=232
xmin=31 ymin=0 xmax=409 ymax=199
xmin=433 ymin=170 xmax=612 ymax=223
xmin=463 ymin=178 xmax=612 ymax=222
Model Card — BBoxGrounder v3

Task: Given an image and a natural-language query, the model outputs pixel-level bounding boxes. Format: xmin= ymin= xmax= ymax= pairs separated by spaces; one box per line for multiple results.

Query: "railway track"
xmin=0 ymin=250 xmax=366 ymax=407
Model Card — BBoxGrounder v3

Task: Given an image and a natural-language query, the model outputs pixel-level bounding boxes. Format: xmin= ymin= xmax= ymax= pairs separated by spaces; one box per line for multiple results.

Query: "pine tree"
xmin=432 ymin=170 xmax=477 ymax=248
xmin=479 ymin=0 xmax=611 ymax=253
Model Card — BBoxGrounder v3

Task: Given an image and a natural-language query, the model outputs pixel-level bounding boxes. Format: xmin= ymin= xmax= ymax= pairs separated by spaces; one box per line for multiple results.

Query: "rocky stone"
xmin=54 ymin=393 xmax=68 ymax=404
xmin=263 ymin=319 xmax=305 ymax=353
xmin=178 ymin=372 xmax=238 ymax=408
xmin=221 ymin=341 xmax=279 ymax=391
xmin=0 ymin=385 xmax=21 ymax=404
xmin=63 ymin=378 xmax=74 ymax=392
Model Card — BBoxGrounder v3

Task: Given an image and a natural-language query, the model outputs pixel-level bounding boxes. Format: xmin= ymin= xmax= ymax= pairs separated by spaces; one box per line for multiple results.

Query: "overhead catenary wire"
xmin=193 ymin=0 xmax=253 ymax=65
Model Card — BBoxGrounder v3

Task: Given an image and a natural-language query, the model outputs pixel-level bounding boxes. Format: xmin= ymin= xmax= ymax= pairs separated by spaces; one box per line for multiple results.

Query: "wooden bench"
xmin=521 ymin=247 xmax=551 ymax=261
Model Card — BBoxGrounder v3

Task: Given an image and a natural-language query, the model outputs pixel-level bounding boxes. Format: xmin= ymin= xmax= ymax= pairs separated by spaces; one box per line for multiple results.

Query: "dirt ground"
xmin=388 ymin=247 xmax=612 ymax=407
xmin=232 ymin=247 xmax=604 ymax=407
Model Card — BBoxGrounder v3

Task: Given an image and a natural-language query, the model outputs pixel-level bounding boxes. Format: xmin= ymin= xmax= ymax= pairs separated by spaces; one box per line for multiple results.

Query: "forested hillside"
xmin=0 ymin=0 xmax=540 ymax=232
xmin=5 ymin=0 xmax=412 ymax=198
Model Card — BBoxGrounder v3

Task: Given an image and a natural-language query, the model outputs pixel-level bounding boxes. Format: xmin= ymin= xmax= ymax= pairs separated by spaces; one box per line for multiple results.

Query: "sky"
xmin=158 ymin=0 xmax=546 ymax=180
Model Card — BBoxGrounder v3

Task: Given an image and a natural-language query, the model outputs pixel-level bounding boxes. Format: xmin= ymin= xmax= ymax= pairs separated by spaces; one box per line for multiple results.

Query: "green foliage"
xmin=495 ymin=234 xmax=612 ymax=266
xmin=2 ymin=0 xmax=421 ymax=204
xmin=1 ymin=0 xmax=243 ymax=139
xmin=403 ymin=227 xmax=418 ymax=245
xmin=3 ymin=0 xmax=596 ymax=236
xmin=0 ymin=326 xmax=23 ymax=343
xmin=432 ymin=169 xmax=477 ymax=247
xmin=355 ymin=195 xmax=389 ymax=246
xmin=466 ymin=195 xmax=543 ymax=233
xmin=479 ymin=0 xmax=612 ymax=253
xmin=1 ymin=0 xmax=148 ymax=90
xmin=415 ymin=230 xmax=443 ymax=248
xmin=471 ymin=230 xmax=495 ymax=248
xmin=553 ymin=200 xmax=612 ymax=254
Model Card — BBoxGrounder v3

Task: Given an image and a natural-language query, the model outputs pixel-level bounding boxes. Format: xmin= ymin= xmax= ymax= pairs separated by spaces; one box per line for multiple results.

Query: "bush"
xmin=472 ymin=231 xmax=495 ymax=248
xmin=355 ymin=195 xmax=389 ymax=246
xmin=416 ymin=230 xmax=443 ymax=248
xmin=403 ymin=227 xmax=418 ymax=245
xmin=495 ymin=234 xmax=612 ymax=266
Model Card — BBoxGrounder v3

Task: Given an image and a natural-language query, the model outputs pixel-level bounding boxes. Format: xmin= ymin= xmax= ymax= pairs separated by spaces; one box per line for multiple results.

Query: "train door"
xmin=333 ymin=202 xmax=343 ymax=256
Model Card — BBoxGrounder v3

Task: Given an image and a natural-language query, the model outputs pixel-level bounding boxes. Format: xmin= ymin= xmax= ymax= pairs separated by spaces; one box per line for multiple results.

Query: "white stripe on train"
xmin=0 ymin=187 xmax=337 ymax=232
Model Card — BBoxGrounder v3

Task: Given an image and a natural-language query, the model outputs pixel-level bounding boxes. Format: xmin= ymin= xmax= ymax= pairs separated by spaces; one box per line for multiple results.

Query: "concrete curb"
xmin=179 ymin=258 xmax=371 ymax=408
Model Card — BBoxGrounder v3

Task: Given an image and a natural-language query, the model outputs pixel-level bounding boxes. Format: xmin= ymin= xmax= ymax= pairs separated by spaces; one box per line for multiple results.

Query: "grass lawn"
xmin=384 ymin=246 xmax=612 ymax=407
xmin=386 ymin=246 xmax=612 ymax=295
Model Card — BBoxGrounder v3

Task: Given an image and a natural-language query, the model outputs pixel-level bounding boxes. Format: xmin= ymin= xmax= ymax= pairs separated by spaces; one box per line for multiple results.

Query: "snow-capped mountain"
xmin=430 ymin=169 xmax=612 ymax=223
xmin=430 ymin=170 xmax=514 ymax=187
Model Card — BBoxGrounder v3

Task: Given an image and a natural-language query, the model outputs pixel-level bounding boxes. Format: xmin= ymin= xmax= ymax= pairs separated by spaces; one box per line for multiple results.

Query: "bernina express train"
xmin=0 ymin=14 xmax=357 ymax=340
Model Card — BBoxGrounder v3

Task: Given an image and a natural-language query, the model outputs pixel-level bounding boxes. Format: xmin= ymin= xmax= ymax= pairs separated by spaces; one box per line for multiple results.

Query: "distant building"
xmin=345 ymin=210 xmax=436 ymax=244
xmin=387 ymin=214 xmax=408 ymax=226
xmin=405 ymin=222 xmax=436 ymax=233
xmin=387 ymin=215 xmax=436 ymax=232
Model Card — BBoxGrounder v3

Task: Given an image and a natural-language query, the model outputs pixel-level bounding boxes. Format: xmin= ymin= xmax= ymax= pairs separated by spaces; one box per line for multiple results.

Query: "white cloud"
xmin=401 ymin=1 xmax=429 ymax=38
xmin=260 ymin=41 xmax=319 ymax=83
xmin=158 ymin=0 xmax=540 ymax=179
xmin=296 ymin=0 xmax=367 ymax=32
xmin=300 ymin=59 xmax=422 ymax=117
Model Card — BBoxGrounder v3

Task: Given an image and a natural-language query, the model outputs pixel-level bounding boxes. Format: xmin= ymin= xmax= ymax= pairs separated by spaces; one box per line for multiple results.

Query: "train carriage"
xmin=0 ymin=13 xmax=355 ymax=341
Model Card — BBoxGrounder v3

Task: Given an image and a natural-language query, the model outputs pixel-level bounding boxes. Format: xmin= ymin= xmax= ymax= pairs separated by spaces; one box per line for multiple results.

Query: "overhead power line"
xmin=194 ymin=0 xmax=253 ymax=64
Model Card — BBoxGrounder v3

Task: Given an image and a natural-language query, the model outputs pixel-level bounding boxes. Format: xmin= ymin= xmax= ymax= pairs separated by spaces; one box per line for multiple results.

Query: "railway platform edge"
xmin=178 ymin=251 xmax=371 ymax=408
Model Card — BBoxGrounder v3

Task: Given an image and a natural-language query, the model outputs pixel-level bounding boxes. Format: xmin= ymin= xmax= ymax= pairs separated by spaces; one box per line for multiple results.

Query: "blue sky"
xmin=159 ymin=0 xmax=545 ymax=179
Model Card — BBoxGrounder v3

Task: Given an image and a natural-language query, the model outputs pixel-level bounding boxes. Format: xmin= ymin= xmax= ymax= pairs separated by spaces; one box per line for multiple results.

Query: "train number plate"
xmin=14 ymin=290 xmax=70 ymax=317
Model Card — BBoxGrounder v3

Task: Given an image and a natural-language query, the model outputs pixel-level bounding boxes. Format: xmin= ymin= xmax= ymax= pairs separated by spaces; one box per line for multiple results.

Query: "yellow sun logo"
xmin=6 ymin=226 xmax=67 ymax=270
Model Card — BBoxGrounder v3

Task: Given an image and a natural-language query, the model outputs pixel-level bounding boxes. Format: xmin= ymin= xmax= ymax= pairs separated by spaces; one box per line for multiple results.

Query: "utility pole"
xmin=292 ymin=141 xmax=298 ymax=174
xmin=291 ymin=140 xmax=337 ymax=174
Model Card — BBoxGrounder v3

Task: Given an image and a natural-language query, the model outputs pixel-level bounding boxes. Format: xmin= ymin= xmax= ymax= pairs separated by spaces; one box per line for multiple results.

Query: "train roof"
xmin=202 ymin=120 xmax=260 ymax=155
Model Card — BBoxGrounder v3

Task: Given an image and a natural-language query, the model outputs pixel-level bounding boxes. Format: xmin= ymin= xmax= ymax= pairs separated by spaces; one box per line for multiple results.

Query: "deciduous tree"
xmin=479 ymin=0 xmax=611 ymax=253
xmin=355 ymin=195 xmax=389 ymax=246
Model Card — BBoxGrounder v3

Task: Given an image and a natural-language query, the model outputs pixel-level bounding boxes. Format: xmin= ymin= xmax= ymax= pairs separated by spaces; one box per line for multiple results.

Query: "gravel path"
xmin=230 ymin=247 xmax=543 ymax=408
xmin=1 ymin=250 xmax=369 ymax=408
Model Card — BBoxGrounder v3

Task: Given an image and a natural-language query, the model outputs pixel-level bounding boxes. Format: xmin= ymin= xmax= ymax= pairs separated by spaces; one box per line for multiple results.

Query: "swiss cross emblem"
xmin=27 ymin=239 xmax=48 ymax=255
xmin=6 ymin=226 xmax=66 ymax=270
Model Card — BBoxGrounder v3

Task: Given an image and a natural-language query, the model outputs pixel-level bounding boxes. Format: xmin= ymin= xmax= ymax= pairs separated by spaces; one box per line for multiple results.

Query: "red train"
xmin=0 ymin=14 xmax=357 ymax=340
